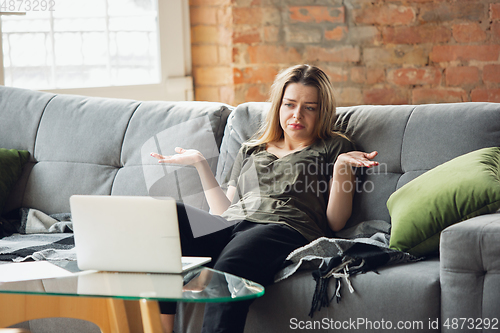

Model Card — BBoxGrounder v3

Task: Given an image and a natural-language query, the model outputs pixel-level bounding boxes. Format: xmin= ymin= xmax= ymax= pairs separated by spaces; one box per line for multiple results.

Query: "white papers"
xmin=0 ymin=261 xmax=74 ymax=283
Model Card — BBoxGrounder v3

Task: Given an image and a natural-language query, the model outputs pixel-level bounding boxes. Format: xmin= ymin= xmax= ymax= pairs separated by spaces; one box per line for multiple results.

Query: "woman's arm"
xmin=326 ymin=151 xmax=378 ymax=232
xmin=151 ymin=148 xmax=235 ymax=215
xmin=194 ymin=158 xmax=235 ymax=215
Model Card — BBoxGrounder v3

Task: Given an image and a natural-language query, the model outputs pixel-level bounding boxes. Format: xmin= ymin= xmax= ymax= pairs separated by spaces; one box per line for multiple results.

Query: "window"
xmin=0 ymin=0 xmax=193 ymax=101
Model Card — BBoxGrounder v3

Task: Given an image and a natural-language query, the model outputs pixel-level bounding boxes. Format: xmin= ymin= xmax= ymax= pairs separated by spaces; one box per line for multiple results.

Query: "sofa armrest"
xmin=440 ymin=213 xmax=500 ymax=332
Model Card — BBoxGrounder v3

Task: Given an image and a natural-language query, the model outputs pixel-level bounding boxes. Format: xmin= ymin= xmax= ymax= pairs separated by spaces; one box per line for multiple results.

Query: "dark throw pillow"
xmin=0 ymin=148 xmax=30 ymax=217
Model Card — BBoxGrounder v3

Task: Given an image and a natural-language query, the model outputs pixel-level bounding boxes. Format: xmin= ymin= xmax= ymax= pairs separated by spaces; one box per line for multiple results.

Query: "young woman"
xmin=151 ymin=64 xmax=378 ymax=333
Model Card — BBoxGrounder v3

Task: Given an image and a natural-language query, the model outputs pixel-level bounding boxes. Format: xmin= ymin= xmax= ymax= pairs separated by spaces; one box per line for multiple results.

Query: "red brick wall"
xmin=190 ymin=0 xmax=500 ymax=106
xmin=190 ymin=0 xmax=234 ymax=104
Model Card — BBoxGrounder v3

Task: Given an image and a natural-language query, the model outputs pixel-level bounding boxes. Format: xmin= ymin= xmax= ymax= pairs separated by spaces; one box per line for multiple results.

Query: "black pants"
xmin=159 ymin=202 xmax=308 ymax=333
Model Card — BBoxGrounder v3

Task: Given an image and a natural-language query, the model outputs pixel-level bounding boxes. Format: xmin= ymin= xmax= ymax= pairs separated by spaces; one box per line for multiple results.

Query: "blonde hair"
xmin=248 ymin=64 xmax=344 ymax=147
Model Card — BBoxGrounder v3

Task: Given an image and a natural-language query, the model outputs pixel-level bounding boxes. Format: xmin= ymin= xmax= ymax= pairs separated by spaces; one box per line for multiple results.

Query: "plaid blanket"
xmin=0 ymin=233 xmax=75 ymax=262
xmin=0 ymin=208 xmax=76 ymax=262
xmin=273 ymin=219 xmax=418 ymax=317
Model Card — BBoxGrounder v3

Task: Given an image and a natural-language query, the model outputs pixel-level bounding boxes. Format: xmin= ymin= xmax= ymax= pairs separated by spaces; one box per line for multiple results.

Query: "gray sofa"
xmin=0 ymin=85 xmax=499 ymax=332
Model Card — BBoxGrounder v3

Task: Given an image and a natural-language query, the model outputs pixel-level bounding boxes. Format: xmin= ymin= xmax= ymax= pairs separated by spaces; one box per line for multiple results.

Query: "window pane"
xmin=54 ymin=33 xmax=84 ymax=66
xmin=82 ymin=32 xmax=107 ymax=65
xmin=54 ymin=18 xmax=106 ymax=32
xmin=108 ymin=0 xmax=154 ymax=16
xmin=1 ymin=0 xmax=160 ymax=90
xmin=53 ymin=0 xmax=106 ymax=18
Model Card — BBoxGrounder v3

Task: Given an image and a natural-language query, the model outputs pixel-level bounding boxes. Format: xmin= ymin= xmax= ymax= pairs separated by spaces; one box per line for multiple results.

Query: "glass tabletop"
xmin=0 ymin=266 xmax=265 ymax=303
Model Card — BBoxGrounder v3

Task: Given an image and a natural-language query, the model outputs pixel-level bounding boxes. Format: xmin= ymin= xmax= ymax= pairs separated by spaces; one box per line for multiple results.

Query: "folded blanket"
xmin=0 ymin=233 xmax=75 ymax=262
xmin=19 ymin=208 xmax=72 ymax=234
xmin=0 ymin=208 xmax=75 ymax=262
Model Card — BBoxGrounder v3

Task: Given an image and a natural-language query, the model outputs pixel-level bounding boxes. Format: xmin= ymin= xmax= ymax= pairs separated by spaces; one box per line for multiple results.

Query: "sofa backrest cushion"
xmin=216 ymin=102 xmax=269 ymax=186
xmin=0 ymin=86 xmax=232 ymax=215
xmin=216 ymin=101 xmax=500 ymax=230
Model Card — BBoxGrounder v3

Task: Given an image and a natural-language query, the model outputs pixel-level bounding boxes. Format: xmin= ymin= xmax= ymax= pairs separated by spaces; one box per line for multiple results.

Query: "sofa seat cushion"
xmin=387 ymin=147 xmax=500 ymax=257
xmin=248 ymin=259 xmax=440 ymax=333
xmin=175 ymin=258 xmax=440 ymax=333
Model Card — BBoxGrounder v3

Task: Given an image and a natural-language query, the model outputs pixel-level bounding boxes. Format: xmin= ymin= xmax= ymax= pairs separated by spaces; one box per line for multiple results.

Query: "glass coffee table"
xmin=0 ymin=265 xmax=265 ymax=333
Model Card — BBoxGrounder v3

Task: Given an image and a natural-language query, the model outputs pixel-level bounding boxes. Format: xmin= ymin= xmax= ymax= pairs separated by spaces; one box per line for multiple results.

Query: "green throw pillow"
xmin=387 ymin=147 xmax=500 ymax=257
xmin=0 ymin=148 xmax=30 ymax=217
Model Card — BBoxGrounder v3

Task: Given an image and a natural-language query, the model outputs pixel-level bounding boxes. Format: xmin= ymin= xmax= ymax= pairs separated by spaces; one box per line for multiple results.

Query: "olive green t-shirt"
xmin=221 ymin=135 xmax=355 ymax=242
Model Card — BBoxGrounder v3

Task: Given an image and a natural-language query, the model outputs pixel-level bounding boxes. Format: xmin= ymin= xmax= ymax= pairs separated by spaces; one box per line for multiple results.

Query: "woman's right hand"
xmin=151 ymin=147 xmax=230 ymax=215
xmin=150 ymin=147 xmax=205 ymax=167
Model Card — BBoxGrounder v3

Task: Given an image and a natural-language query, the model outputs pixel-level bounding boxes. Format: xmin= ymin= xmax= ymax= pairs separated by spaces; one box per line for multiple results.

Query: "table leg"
xmin=139 ymin=300 xmax=163 ymax=333
xmin=106 ymin=299 xmax=130 ymax=333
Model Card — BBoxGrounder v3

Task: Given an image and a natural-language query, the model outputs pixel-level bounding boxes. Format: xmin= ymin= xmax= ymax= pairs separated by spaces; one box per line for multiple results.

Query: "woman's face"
xmin=279 ymin=83 xmax=319 ymax=145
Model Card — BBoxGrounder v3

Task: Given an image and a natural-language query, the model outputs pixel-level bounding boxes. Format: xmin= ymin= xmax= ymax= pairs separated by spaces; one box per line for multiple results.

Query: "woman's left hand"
xmin=335 ymin=151 xmax=379 ymax=169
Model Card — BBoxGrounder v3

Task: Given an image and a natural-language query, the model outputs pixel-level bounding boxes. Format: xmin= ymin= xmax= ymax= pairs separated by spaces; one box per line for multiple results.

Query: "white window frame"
xmin=0 ymin=0 xmax=193 ymax=101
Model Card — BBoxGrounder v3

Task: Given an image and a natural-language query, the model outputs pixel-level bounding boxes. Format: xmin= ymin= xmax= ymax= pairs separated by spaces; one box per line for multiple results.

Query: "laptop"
xmin=70 ymin=195 xmax=211 ymax=274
